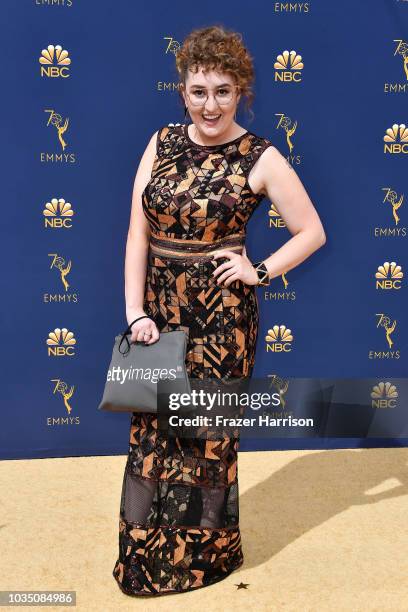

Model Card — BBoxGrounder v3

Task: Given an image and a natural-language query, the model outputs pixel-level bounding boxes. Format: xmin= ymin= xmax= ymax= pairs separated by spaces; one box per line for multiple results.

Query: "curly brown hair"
xmin=175 ymin=25 xmax=255 ymax=121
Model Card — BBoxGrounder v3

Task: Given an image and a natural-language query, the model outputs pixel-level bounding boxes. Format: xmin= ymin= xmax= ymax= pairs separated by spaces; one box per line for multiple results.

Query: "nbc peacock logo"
xmin=383 ymin=123 xmax=408 ymax=153
xmin=265 ymin=325 xmax=294 ymax=352
xmin=43 ymin=198 xmax=75 ymax=229
xmin=268 ymin=203 xmax=286 ymax=229
xmin=375 ymin=261 xmax=403 ymax=289
xmin=370 ymin=381 xmax=398 ymax=409
xmin=39 ymin=44 xmax=71 ymax=77
xmin=47 ymin=328 xmax=77 ymax=356
xmin=274 ymin=50 xmax=304 ymax=82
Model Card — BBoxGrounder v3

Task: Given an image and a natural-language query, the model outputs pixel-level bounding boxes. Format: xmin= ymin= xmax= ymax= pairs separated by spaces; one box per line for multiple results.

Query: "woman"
xmin=113 ymin=25 xmax=326 ymax=597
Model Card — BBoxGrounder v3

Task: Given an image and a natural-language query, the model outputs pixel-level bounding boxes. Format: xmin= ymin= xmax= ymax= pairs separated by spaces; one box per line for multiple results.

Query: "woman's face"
xmin=181 ymin=67 xmax=241 ymax=139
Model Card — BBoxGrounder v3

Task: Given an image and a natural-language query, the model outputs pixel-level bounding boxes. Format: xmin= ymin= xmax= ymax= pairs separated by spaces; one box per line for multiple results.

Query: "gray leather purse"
xmin=98 ymin=316 xmax=191 ymax=413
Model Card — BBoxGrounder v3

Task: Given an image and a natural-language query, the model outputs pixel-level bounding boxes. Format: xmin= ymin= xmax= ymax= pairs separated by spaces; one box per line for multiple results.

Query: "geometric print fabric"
xmin=113 ymin=122 xmax=273 ymax=595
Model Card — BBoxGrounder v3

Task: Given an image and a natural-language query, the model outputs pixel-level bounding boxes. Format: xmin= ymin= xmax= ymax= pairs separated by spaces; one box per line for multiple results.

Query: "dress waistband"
xmin=149 ymin=232 xmax=246 ymax=260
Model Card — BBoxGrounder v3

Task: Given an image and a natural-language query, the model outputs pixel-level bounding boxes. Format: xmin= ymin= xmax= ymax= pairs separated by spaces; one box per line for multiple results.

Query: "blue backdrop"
xmin=1 ymin=0 xmax=407 ymax=459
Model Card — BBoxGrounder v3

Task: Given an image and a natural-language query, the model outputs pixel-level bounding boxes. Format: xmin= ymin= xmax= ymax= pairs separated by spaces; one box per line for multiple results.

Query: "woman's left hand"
xmin=212 ymin=247 xmax=259 ymax=287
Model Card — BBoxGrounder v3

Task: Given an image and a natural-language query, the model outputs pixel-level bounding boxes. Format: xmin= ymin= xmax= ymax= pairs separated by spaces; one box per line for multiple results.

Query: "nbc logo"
xmin=268 ymin=203 xmax=286 ymax=229
xmin=375 ymin=261 xmax=403 ymax=289
xmin=265 ymin=325 xmax=294 ymax=352
xmin=39 ymin=45 xmax=71 ymax=77
xmin=47 ymin=328 xmax=77 ymax=356
xmin=383 ymin=123 xmax=408 ymax=153
xmin=43 ymin=198 xmax=74 ymax=228
xmin=274 ymin=50 xmax=304 ymax=82
xmin=370 ymin=382 xmax=398 ymax=408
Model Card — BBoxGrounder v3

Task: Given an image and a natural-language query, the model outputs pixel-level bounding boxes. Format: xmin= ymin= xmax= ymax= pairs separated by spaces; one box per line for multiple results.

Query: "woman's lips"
xmin=202 ymin=114 xmax=221 ymax=125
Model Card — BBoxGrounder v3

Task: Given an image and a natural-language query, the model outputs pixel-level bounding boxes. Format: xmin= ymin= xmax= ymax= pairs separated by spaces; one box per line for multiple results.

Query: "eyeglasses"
xmin=184 ymin=85 xmax=240 ymax=107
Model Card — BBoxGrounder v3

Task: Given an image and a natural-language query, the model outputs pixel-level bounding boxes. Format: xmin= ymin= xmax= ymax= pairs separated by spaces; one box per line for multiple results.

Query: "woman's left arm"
xmin=255 ymin=145 xmax=326 ymax=281
xmin=213 ymin=145 xmax=327 ymax=287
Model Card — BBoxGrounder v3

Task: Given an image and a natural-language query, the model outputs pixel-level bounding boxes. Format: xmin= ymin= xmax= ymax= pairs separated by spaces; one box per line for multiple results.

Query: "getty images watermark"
xmin=156 ymin=376 xmax=317 ymax=440
xmin=165 ymin=384 xmax=311 ymax=429
xmin=155 ymin=376 xmax=408 ymax=440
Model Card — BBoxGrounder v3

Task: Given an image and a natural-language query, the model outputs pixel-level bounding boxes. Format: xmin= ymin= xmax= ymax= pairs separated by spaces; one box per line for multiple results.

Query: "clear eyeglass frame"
xmin=184 ymin=84 xmax=240 ymax=107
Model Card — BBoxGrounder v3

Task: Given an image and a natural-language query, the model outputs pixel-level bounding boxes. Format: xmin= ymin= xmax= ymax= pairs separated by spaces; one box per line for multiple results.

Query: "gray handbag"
xmin=98 ymin=315 xmax=191 ymax=413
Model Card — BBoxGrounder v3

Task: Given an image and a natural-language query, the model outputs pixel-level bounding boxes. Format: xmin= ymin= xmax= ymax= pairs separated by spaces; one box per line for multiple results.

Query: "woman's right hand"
xmin=127 ymin=310 xmax=160 ymax=345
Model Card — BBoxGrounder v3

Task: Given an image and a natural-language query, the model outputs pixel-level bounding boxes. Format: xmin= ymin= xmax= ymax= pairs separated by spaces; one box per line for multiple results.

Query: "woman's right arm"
xmin=125 ymin=129 xmax=160 ymax=345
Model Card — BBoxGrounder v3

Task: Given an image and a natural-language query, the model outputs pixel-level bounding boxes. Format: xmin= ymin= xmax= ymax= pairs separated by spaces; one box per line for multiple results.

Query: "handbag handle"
xmin=118 ymin=315 xmax=153 ymax=355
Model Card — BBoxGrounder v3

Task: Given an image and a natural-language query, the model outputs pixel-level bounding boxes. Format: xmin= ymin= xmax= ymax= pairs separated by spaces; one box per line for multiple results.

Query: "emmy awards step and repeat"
xmin=1 ymin=1 xmax=407 ymax=460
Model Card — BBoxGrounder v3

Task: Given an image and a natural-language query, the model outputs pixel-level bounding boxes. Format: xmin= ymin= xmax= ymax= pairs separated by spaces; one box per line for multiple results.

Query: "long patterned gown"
xmin=113 ymin=121 xmax=273 ymax=596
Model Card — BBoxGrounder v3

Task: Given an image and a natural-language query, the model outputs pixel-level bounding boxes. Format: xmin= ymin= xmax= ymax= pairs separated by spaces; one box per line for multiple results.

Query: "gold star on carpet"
xmin=235 ymin=582 xmax=250 ymax=589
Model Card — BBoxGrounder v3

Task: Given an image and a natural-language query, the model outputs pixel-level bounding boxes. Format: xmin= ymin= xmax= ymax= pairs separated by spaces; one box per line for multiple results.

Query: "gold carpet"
xmin=1 ymin=447 xmax=407 ymax=611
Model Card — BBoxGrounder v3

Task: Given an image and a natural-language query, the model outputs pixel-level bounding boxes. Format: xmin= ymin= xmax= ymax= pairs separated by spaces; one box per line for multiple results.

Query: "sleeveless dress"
xmin=113 ymin=122 xmax=273 ymax=596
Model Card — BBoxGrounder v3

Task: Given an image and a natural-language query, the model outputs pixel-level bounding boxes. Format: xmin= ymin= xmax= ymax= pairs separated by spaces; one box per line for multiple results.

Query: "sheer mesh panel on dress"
xmin=120 ymin=469 xmax=156 ymax=524
xmin=120 ymin=469 xmax=238 ymax=528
